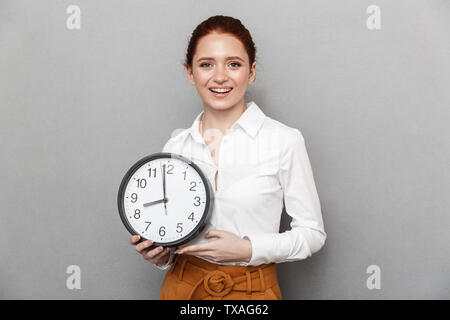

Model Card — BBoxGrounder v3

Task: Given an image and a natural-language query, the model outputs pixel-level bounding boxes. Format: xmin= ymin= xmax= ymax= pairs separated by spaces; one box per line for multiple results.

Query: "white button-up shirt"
xmin=155 ymin=100 xmax=326 ymax=269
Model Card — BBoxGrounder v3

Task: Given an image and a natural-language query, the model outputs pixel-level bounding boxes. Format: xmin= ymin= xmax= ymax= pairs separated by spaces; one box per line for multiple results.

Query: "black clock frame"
xmin=117 ymin=152 xmax=214 ymax=248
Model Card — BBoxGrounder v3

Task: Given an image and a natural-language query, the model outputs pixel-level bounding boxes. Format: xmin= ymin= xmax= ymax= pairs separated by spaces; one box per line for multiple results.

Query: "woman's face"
xmin=186 ymin=32 xmax=256 ymax=112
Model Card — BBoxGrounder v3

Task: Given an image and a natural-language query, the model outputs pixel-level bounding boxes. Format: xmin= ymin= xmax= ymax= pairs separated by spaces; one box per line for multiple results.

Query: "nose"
xmin=213 ymin=64 xmax=228 ymax=83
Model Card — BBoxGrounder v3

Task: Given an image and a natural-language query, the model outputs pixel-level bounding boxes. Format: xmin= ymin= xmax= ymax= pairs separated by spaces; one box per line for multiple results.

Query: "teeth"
xmin=210 ymin=88 xmax=232 ymax=93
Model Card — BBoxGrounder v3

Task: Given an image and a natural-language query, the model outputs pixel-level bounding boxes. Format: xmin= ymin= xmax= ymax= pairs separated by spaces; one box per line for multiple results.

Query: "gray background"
xmin=1 ymin=0 xmax=449 ymax=299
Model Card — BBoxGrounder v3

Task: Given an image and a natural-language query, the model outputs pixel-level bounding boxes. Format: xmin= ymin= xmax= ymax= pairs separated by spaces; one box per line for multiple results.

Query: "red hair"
xmin=183 ymin=15 xmax=257 ymax=69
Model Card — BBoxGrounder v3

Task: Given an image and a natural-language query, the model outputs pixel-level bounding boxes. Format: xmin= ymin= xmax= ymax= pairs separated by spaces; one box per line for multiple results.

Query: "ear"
xmin=248 ymin=61 xmax=256 ymax=85
xmin=185 ymin=65 xmax=196 ymax=86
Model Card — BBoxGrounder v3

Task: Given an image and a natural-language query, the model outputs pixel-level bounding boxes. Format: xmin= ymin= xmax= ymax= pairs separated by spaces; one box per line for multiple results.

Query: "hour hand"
xmin=143 ymin=198 xmax=166 ymax=207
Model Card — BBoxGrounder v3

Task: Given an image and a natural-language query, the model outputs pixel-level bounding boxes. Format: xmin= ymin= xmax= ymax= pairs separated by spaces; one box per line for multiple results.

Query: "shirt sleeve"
xmin=153 ymin=247 xmax=176 ymax=270
xmin=243 ymin=129 xmax=327 ymax=266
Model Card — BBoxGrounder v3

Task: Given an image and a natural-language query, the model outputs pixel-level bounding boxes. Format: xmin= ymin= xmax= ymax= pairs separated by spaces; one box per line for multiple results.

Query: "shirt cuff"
xmin=153 ymin=247 xmax=176 ymax=270
xmin=243 ymin=234 xmax=276 ymax=266
xmin=243 ymin=233 xmax=295 ymax=266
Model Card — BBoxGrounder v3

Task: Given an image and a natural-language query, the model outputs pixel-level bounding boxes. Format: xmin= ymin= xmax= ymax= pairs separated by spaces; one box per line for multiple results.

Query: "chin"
xmin=208 ymin=103 xmax=235 ymax=111
xmin=204 ymin=98 xmax=242 ymax=111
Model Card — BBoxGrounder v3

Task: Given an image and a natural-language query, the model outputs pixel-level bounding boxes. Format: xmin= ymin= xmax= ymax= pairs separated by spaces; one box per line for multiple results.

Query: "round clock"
xmin=117 ymin=152 xmax=214 ymax=248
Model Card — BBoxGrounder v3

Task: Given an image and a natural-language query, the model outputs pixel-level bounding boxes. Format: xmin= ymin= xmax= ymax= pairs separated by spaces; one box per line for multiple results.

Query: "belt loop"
xmin=178 ymin=258 xmax=187 ymax=281
xmin=169 ymin=254 xmax=179 ymax=275
xmin=258 ymin=268 xmax=265 ymax=292
xmin=245 ymin=271 xmax=252 ymax=296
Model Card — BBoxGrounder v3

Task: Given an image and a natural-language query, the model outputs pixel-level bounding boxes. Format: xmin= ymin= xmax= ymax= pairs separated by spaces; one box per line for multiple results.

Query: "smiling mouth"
xmin=209 ymin=88 xmax=233 ymax=94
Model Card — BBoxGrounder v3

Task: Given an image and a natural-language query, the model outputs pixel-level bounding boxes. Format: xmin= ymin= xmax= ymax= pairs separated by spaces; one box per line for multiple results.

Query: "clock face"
xmin=117 ymin=153 xmax=214 ymax=247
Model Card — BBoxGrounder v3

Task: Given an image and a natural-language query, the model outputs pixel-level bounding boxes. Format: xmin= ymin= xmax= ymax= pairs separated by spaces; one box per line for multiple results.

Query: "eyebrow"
xmin=196 ymin=56 xmax=245 ymax=63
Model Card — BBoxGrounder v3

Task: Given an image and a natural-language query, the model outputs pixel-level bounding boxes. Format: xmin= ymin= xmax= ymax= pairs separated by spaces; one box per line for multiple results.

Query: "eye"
xmin=229 ymin=62 xmax=241 ymax=67
xmin=200 ymin=63 xmax=212 ymax=68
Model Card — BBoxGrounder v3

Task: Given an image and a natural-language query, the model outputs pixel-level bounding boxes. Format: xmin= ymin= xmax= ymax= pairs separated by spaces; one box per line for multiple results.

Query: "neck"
xmin=201 ymin=101 xmax=248 ymax=136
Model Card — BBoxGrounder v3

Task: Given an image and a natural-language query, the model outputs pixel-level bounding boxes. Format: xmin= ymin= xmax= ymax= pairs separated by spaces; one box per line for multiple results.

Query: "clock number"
xmin=176 ymin=223 xmax=183 ymax=233
xmin=166 ymin=164 xmax=174 ymax=174
xmin=194 ymin=196 xmax=201 ymax=206
xmin=144 ymin=221 xmax=151 ymax=231
xmin=148 ymin=168 xmax=156 ymax=178
xmin=188 ymin=212 xmax=194 ymax=222
xmin=189 ymin=181 xmax=196 ymax=191
xmin=136 ymin=178 xmax=147 ymax=188
xmin=134 ymin=209 xmax=141 ymax=219
xmin=182 ymin=171 xmax=186 ymax=180
xmin=159 ymin=226 xmax=166 ymax=237
xmin=131 ymin=193 xmax=138 ymax=203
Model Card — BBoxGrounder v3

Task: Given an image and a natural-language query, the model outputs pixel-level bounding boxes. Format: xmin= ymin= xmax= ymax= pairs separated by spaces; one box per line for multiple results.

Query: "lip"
xmin=209 ymin=87 xmax=233 ymax=98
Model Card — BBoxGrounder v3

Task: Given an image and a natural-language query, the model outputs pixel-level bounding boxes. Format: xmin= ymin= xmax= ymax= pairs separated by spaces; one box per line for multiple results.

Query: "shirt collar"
xmin=189 ymin=101 xmax=266 ymax=143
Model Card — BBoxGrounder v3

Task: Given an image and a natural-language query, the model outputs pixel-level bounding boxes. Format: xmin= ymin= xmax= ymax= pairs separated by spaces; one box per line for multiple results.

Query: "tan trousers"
xmin=159 ymin=254 xmax=283 ymax=300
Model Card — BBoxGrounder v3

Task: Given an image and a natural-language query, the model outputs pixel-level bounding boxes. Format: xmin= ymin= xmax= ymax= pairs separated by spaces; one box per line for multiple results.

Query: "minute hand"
xmin=162 ymin=164 xmax=168 ymax=214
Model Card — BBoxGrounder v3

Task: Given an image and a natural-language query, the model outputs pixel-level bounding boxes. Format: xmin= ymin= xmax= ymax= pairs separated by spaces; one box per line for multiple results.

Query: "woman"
xmin=130 ymin=15 xmax=326 ymax=300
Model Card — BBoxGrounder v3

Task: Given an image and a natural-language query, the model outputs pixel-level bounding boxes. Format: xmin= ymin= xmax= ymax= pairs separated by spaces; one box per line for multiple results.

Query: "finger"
xmin=144 ymin=246 xmax=166 ymax=260
xmin=176 ymin=243 xmax=212 ymax=254
xmin=154 ymin=248 xmax=171 ymax=264
xmin=135 ymin=240 xmax=153 ymax=253
xmin=175 ymin=245 xmax=195 ymax=254
xmin=204 ymin=229 xmax=224 ymax=239
xmin=182 ymin=249 xmax=211 ymax=257
xmin=130 ymin=235 xmax=141 ymax=244
xmin=152 ymin=250 xmax=170 ymax=265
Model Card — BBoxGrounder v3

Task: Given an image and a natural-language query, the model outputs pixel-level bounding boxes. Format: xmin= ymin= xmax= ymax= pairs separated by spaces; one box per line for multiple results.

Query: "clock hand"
xmin=161 ymin=163 xmax=168 ymax=215
xmin=143 ymin=198 xmax=166 ymax=207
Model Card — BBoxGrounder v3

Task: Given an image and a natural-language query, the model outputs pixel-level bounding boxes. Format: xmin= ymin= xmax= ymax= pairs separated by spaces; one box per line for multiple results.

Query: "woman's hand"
xmin=174 ymin=230 xmax=252 ymax=263
xmin=130 ymin=235 xmax=171 ymax=266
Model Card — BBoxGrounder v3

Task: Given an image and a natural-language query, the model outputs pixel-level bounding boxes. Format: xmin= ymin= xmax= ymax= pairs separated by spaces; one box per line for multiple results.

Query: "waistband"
xmin=169 ymin=254 xmax=278 ymax=299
